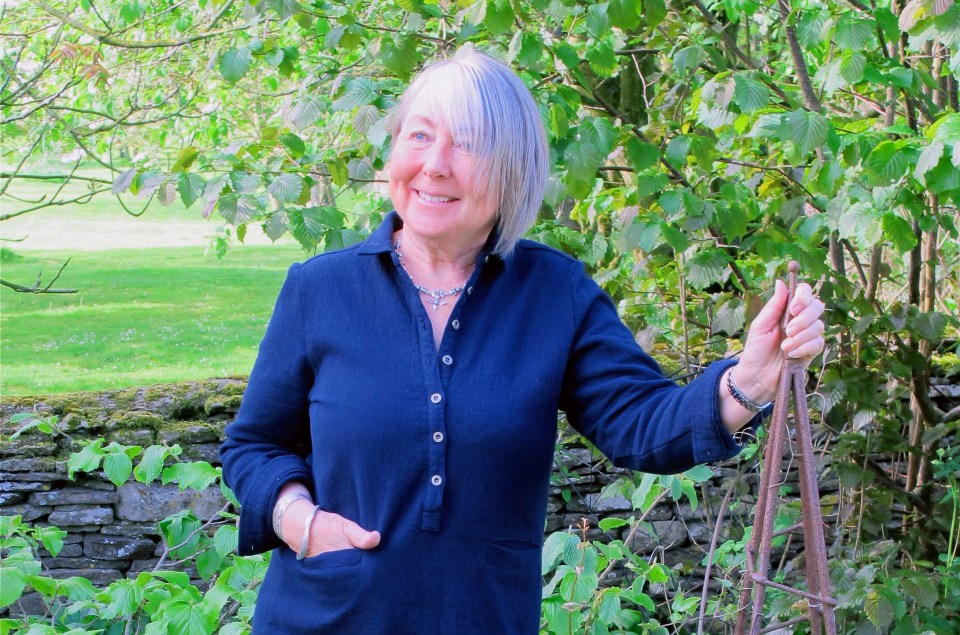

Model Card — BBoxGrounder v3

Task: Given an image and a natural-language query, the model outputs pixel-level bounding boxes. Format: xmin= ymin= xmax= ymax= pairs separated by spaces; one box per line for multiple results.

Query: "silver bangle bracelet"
xmin=297 ymin=505 xmax=321 ymax=560
xmin=272 ymin=492 xmax=312 ymax=538
xmin=727 ymin=368 xmax=773 ymax=413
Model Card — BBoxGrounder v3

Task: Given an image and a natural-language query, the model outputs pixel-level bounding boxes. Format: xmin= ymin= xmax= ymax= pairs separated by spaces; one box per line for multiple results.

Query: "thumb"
xmin=752 ymin=280 xmax=788 ymax=333
xmin=343 ymin=520 xmax=381 ymax=550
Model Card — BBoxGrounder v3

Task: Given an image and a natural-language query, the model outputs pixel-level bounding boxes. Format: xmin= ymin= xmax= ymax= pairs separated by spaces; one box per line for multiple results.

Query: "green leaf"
xmin=798 ymin=11 xmax=830 ymax=46
xmin=68 ymin=439 xmax=104 ymax=478
xmin=37 ymin=527 xmax=65 ymax=557
xmin=901 ymin=575 xmax=938 ymax=609
xmin=134 ymin=445 xmax=168 ymax=484
xmin=931 ymin=112 xmax=960 ymax=143
xmin=286 ymin=96 xmax=325 ymax=130
xmin=608 ymin=0 xmax=641 ymax=30
xmin=0 ymin=567 xmax=27 ymax=608
xmin=780 ymin=109 xmax=830 ymax=154
xmin=332 ymin=77 xmax=378 ymax=111
xmin=881 ymin=213 xmax=918 ymax=253
xmin=485 ymin=0 xmax=514 ymax=35
xmin=161 ymin=461 xmax=220 ymax=491
xmin=279 ymin=133 xmax=306 ymax=158
xmin=579 ymin=117 xmax=618 ymax=157
xmin=660 ymin=222 xmax=689 ymax=251
xmin=166 ymin=599 xmax=216 ymax=635
xmin=177 ymin=173 xmax=205 ymax=209
xmin=585 ymin=233 xmax=608 ymax=264
xmin=733 ymin=75 xmax=769 ymax=112
xmin=665 ymin=135 xmax=690 ymax=167
xmin=219 ymin=47 xmax=252 ymax=84
xmin=171 ymin=146 xmax=199 ymax=172
xmin=865 ymin=589 xmax=894 ymax=630
xmin=642 ymin=0 xmax=667 ymax=27
xmin=910 ymin=311 xmax=947 ymax=341
xmin=112 ymin=168 xmax=136 ymax=194
xmin=267 ymin=0 xmax=302 ymax=20
xmin=625 ymin=139 xmax=659 ymax=171
xmin=103 ymin=450 xmax=133 ymax=487
xmin=268 ymin=173 xmax=304 ymax=203
xmin=686 ymin=250 xmax=729 ymax=289
xmin=673 ymin=46 xmax=704 ymax=75
xmin=914 ymin=141 xmax=945 ymax=179
xmin=586 ymin=39 xmax=617 ymax=77
xmin=217 ymin=193 xmax=259 ymax=225
xmin=598 ymin=517 xmax=629 ymax=532
xmin=381 ymin=35 xmax=418 ymax=78
xmin=865 ymin=141 xmax=910 ymax=184
xmin=213 ymin=525 xmax=238 ymax=557
xmin=230 ymin=171 xmax=261 ymax=194
xmin=684 ymin=464 xmax=715 ymax=482
xmin=834 ymin=16 xmax=874 ymax=50
xmin=712 ymin=296 xmax=745 ymax=335
xmin=839 ymin=52 xmax=866 ymax=83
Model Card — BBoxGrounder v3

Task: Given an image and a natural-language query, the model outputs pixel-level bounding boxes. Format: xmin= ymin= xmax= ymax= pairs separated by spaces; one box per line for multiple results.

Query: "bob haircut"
xmin=389 ymin=46 xmax=549 ymax=258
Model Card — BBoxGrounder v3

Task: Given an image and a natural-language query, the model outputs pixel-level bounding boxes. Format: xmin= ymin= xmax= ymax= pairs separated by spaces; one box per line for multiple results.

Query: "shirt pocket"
xmin=300 ymin=546 xmax=363 ymax=569
xmin=485 ymin=539 xmax=541 ymax=570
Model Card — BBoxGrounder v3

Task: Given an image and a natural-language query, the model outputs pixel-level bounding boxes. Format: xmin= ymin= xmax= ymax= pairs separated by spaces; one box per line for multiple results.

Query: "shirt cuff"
xmin=236 ymin=459 xmax=313 ymax=556
xmin=691 ymin=359 xmax=752 ymax=465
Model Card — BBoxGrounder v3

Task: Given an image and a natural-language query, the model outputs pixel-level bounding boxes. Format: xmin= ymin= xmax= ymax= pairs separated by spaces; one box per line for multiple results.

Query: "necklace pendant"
xmin=427 ymin=296 xmax=446 ymax=311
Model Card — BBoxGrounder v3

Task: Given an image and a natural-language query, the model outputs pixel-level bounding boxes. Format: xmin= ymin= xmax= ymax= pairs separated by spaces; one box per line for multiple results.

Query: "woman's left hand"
xmin=730 ymin=280 xmax=827 ymax=405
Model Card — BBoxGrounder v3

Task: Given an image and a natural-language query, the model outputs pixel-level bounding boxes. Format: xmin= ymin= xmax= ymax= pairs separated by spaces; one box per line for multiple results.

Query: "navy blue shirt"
xmin=220 ymin=212 xmax=744 ymax=633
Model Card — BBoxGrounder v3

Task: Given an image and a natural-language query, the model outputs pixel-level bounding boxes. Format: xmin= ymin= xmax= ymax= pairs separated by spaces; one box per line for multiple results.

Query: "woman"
xmin=220 ymin=47 xmax=826 ymax=633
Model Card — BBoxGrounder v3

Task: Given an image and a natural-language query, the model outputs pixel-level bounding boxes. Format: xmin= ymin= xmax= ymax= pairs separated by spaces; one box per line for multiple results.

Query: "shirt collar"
xmin=356 ymin=211 xmax=503 ymax=265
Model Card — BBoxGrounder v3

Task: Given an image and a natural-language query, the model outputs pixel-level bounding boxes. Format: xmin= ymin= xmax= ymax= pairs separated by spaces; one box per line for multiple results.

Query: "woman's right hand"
xmin=280 ymin=496 xmax=381 ymax=558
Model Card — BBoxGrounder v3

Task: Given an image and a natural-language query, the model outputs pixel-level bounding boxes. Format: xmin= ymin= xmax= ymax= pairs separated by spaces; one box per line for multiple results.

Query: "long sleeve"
xmin=559 ymin=270 xmax=744 ymax=474
xmin=220 ymin=263 xmax=315 ymax=555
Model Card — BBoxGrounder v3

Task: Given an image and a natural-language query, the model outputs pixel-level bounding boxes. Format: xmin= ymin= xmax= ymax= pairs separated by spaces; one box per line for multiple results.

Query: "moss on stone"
xmin=204 ymin=393 xmax=243 ymax=416
xmin=158 ymin=420 xmax=225 ymax=445
xmin=106 ymin=410 xmax=165 ymax=432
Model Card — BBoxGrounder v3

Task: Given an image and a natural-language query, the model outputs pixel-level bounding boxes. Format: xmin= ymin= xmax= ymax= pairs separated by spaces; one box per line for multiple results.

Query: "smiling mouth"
xmin=416 ymin=190 xmax=459 ymax=203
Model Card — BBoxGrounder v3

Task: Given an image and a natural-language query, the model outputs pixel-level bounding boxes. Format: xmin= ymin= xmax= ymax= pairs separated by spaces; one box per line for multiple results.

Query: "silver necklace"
xmin=394 ymin=232 xmax=468 ymax=311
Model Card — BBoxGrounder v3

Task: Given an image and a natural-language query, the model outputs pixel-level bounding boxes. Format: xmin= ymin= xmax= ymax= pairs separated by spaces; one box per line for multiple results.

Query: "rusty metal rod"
xmin=734 ymin=262 xmax=837 ymax=635
xmin=749 ymin=573 xmax=838 ymax=607
xmin=760 ymin=615 xmax=810 ymax=634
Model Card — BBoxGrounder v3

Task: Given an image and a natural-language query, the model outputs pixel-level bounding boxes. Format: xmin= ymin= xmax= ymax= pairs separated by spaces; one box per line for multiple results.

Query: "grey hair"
xmin=389 ymin=46 xmax=549 ymax=258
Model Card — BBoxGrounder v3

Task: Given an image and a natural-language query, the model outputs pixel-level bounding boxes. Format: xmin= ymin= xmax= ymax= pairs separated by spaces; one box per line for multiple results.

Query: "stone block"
xmin=0 ymin=441 xmax=58 ymax=457
xmin=7 ymin=592 xmax=48 ymax=617
xmin=116 ymin=482 xmax=225 ymax=522
xmin=0 ymin=481 xmax=50 ymax=493
xmin=113 ymin=429 xmax=155 ymax=447
xmin=554 ymin=448 xmax=596 ymax=468
xmin=159 ymin=423 xmax=223 ymax=446
xmin=74 ymin=477 xmax=117 ymax=491
xmin=31 ymin=488 xmax=118 ymax=506
xmin=47 ymin=507 xmax=113 ymax=526
xmin=100 ymin=522 xmax=160 ymax=538
xmin=624 ymin=520 xmax=688 ymax=553
xmin=0 ymin=471 xmax=62 ymax=482
xmin=0 ymin=492 xmax=24 ymax=505
xmin=180 ymin=443 xmax=222 ymax=464
xmin=0 ymin=458 xmax=60 ymax=473
xmin=204 ymin=393 xmax=243 ymax=416
xmin=84 ymin=535 xmax=156 ymax=560
xmin=39 ymin=543 xmax=83 ymax=558
xmin=0 ymin=504 xmax=52 ymax=522
xmin=44 ymin=557 xmax=129 ymax=570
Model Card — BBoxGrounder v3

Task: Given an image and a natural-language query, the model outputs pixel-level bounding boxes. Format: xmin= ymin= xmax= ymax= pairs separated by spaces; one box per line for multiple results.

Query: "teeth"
xmin=419 ymin=191 xmax=455 ymax=203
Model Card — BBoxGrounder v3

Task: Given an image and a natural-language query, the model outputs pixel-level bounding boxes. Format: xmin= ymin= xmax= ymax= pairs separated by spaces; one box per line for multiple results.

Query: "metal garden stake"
xmin=734 ymin=261 xmax=837 ymax=635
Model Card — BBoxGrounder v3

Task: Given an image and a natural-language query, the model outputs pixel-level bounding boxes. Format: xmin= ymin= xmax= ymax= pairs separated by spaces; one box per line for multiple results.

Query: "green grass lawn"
xmin=1 ymin=245 xmax=304 ymax=396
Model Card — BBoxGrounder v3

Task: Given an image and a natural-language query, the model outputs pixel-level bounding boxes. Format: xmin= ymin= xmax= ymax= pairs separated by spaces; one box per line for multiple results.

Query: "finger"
xmin=752 ymin=280 xmax=789 ymax=332
xmin=785 ymin=299 xmax=825 ymax=337
xmin=342 ymin=520 xmax=381 ymax=550
xmin=782 ymin=319 xmax=825 ymax=352
xmin=786 ymin=335 xmax=825 ymax=360
xmin=789 ymin=283 xmax=814 ymax=316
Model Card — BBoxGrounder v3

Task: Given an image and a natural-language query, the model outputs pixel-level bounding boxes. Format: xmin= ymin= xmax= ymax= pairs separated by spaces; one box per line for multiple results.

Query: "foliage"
xmin=2 ymin=0 xmax=960 ymax=632
xmin=0 ymin=422 xmax=262 ymax=635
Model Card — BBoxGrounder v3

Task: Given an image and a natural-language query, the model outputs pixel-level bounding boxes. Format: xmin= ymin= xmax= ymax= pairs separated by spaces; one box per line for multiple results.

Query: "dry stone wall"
xmin=5 ymin=377 xmax=955 ymax=615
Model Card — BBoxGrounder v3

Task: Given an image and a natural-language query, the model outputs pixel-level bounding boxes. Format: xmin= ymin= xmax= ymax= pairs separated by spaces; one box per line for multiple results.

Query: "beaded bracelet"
xmin=272 ymin=492 xmax=312 ymax=538
xmin=727 ymin=368 xmax=773 ymax=413
xmin=297 ymin=505 xmax=322 ymax=560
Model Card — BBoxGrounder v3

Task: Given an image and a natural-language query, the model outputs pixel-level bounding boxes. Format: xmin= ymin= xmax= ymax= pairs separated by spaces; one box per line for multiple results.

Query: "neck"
xmin=394 ymin=229 xmax=484 ymax=280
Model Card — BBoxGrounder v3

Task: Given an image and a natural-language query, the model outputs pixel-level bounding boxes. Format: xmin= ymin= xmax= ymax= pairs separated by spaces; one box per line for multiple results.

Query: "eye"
xmin=409 ymin=130 xmax=430 ymax=143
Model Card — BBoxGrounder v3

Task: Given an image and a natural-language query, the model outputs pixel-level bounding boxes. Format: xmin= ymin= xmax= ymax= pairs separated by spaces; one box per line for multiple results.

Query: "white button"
xmin=466 ymin=286 xmax=473 ymax=295
xmin=430 ymin=393 xmax=442 ymax=404
xmin=451 ymin=320 xmax=460 ymax=330
xmin=433 ymin=431 xmax=444 ymax=443
xmin=431 ymin=475 xmax=442 ymax=486
xmin=442 ymin=355 xmax=453 ymax=365
xmin=484 ymin=255 xmax=490 ymax=263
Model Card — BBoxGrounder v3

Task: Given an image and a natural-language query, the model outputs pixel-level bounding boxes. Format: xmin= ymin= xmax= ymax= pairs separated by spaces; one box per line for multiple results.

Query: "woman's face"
xmin=388 ymin=82 xmax=497 ymax=248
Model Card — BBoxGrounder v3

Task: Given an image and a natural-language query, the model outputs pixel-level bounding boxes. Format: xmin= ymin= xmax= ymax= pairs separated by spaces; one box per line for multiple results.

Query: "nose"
xmin=422 ymin=142 xmax=452 ymax=179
